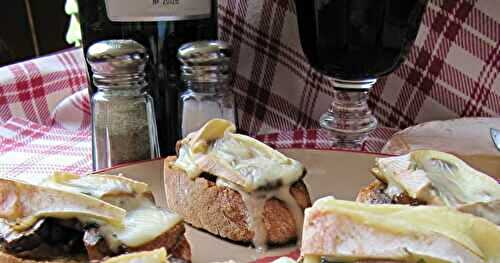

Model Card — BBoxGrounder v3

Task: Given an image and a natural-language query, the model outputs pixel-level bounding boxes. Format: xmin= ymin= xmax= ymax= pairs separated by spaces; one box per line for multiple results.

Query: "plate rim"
xmin=92 ymin=147 xmax=393 ymax=174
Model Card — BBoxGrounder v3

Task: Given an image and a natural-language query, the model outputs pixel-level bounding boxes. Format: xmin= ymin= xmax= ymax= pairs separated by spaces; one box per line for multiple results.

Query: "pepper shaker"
xmin=177 ymin=41 xmax=237 ymax=137
xmin=87 ymin=39 xmax=160 ymax=170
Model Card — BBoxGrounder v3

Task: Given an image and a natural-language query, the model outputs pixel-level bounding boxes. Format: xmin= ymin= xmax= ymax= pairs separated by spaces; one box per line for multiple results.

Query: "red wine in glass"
xmin=295 ymin=0 xmax=428 ymax=147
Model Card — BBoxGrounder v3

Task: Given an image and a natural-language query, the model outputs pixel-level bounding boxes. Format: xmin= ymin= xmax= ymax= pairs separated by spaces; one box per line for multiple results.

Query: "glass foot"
xmin=320 ymin=81 xmax=378 ymax=149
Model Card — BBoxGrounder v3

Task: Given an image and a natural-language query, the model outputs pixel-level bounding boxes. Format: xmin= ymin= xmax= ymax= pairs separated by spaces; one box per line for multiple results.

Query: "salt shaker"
xmin=177 ymin=41 xmax=237 ymax=137
xmin=87 ymin=39 xmax=160 ymax=170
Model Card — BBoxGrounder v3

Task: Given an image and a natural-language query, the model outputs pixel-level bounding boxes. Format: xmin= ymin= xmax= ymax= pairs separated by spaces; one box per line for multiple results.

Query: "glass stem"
xmin=319 ymin=79 xmax=378 ymax=148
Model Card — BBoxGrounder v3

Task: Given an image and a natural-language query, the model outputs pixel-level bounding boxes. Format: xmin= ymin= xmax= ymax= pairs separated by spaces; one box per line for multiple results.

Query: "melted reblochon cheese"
xmin=173 ymin=119 xmax=306 ymax=249
xmin=372 ymin=150 xmax=500 ymax=224
xmin=41 ymin=172 xmax=182 ymax=251
xmin=0 ymin=178 xmax=125 ymax=231
xmin=174 ymin=119 xmax=305 ymax=192
xmin=301 ymin=197 xmax=500 ymax=263
xmin=0 ymin=173 xmax=182 ymax=252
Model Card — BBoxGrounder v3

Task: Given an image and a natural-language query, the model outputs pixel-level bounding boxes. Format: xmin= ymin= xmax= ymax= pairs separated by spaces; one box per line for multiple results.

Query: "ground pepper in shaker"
xmin=177 ymin=41 xmax=237 ymax=137
xmin=87 ymin=39 xmax=160 ymax=170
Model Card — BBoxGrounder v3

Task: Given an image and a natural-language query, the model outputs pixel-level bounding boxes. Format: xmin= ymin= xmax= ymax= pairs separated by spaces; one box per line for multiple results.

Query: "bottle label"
xmin=105 ymin=0 xmax=211 ymax=22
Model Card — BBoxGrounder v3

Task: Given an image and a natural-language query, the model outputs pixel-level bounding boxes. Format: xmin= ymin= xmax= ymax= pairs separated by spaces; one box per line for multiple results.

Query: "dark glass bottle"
xmin=78 ymin=0 xmax=218 ymax=156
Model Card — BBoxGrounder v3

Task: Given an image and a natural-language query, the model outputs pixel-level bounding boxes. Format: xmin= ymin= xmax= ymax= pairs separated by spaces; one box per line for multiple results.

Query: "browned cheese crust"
xmin=164 ymin=157 xmax=312 ymax=245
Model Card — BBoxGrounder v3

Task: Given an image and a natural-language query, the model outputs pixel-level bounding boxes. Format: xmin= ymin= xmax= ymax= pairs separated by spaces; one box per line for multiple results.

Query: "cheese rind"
xmin=411 ymin=150 xmax=500 ymax=205
xmin=174 ymin=119 xmax=304 ymax=192
xmin=42 ymin=172 xmax=183 ymax=250
xmin=0 ymin=178 xmax=126 ymax=231
xmin=374 ymin=150 xmax=500 ymax=223
xmin=41 ymin=172 xmax=149 ymax=198
xmin=301 ymin=197 xmax=500 ymax=263
xmin=1 ymin=174 xmax=183 ymax=253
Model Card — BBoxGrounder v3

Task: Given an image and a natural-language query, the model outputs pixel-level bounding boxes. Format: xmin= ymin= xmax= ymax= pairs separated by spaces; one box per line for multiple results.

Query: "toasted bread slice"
xmin=0 ymin=175 xmax=191 ymax=263
xmin=84 ymin=222 xmax=190 ymax=262
xmin=127 ymin=223 xmax=190 ymax=262
xmin=164 ymin=157 xmax=311 ymax=245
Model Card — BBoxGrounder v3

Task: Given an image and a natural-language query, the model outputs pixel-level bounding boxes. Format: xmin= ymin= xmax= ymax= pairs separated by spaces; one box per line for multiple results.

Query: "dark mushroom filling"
xmin=0 ymin=218 xmax=86 ymax=260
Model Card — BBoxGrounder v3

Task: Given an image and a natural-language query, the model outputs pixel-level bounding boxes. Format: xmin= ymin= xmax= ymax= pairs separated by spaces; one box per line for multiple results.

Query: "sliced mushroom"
xmin=0 ymin=218 xmax=85 ymax=259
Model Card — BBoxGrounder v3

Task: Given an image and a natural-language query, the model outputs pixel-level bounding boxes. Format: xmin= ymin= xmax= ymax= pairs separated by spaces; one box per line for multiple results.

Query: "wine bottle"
xmin=78 ymin=0 xmax=218 ymax=156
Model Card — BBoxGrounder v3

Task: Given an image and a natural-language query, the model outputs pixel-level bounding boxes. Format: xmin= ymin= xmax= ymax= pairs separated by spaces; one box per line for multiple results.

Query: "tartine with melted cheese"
xmin=0 ymin=173 xmax=190 ymax=262
xmin=163 ymin=119 xmax=312 ymax=249
xmin=356 ymin=150 xmax=500 ymax=225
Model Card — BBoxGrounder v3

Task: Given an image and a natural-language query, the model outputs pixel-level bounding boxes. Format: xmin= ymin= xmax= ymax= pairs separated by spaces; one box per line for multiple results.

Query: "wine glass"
xmin=295 ymin=0 xmax=428 ymax=148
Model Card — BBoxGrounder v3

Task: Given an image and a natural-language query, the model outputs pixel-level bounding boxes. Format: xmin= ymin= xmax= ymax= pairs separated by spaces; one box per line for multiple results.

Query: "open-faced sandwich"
xmin=300 ymin=197 xmax=500 ymax=263
xmin=356 ymin=150 xmax=500 ymax=224
xmin=164 ymin=119 xmax=312 ymax=249
xmin=297 ymin=150 xmax=500 ymax=263
xmin=0 ymin=173 xmax=190 ymax=262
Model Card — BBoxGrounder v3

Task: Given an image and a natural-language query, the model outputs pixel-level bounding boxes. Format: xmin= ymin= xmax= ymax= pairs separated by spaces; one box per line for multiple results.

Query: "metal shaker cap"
xmin=178 ymin=41 xmax=231 ymax=83
xmin=86 ymin=39 xmax=148 ymax=88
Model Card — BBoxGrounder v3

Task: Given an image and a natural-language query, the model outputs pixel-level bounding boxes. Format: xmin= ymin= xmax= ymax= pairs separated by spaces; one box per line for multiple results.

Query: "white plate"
xmin=95 ymin=148 xmax=500 ymax=262
xmin=96 ymin=149 xmax=385 ymax=262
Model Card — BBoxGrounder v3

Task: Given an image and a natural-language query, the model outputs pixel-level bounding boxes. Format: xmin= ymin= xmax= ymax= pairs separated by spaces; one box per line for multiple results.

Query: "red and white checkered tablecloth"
xmin=0 ymin=0 xmax=499 ymax=180
xmin=0 ymin=117 xmax=91 ymax=183
xmin=0 ymin=116 xmax=398 ymax=181
xmin=222 ymin=0 xmax=500 ymax=134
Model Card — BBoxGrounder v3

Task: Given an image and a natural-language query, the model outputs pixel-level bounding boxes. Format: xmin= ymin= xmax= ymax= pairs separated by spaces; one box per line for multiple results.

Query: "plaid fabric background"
xmin=0 ymin=1 xmax=497 ymax=261
xmin=219 ymin=0 xmax=500 ymax=135
xmin=0 ymin=117 xmax=91 ymax=183
xmin=0 ymin=49 xmax=87 ymax=126
xmin=256 ymin=127 xmax=398 ymax=153
xmin=1 ymin=0 xmax=498 ymax=135
xmin=0 ymin=0 xmax=499 ymax=180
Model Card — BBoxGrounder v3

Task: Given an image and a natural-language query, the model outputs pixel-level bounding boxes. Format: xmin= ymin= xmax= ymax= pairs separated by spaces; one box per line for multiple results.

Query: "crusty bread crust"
xmin=356 ymin=180 xmax=424 ymax=206
xmin=164 ymin=157 xmax=311 ymax=245
xmin=85 ymin=222 xmax=190 ymax=262
xmin=355 ymin=180 xmax=391 ymax=204
xmin=168 ymin=235 xmax=191 ymax=263
xmin=129 ymin=223 xmax=191 ymax=262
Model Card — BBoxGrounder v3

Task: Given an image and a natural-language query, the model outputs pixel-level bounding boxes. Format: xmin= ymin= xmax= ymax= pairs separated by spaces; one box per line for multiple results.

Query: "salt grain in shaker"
xmin=87 ymin=40 xmax=160 ymax=170
xmin=177 ymin=41 xmax=237 ymax=137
